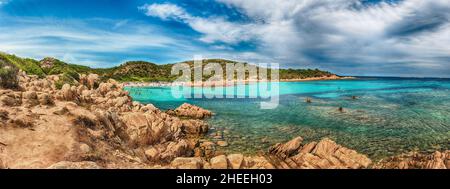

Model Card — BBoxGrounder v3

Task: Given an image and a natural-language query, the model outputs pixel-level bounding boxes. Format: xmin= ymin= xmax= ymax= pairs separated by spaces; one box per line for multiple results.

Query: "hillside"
xmin=0 ymin=53 xmax=336 ymax=84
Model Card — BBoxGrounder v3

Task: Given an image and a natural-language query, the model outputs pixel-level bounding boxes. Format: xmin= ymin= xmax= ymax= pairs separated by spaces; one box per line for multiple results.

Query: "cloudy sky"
xmin=0 ymin=0 xmax=449 ymax=77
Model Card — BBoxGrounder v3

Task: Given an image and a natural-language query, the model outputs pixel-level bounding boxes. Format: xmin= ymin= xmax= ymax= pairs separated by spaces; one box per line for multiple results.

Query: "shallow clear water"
xmin=126 ymin=77 xmax=450 ymax=160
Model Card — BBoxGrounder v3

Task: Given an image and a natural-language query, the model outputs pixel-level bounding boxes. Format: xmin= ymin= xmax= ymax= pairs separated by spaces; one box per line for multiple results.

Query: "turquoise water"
xmin=126 ymin=77 xmax=450 ymax=159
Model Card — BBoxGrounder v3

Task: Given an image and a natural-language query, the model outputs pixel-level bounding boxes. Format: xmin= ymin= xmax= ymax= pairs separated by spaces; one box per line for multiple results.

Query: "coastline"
xmin=0 ymin=72 xmax=447 ymax=169
xmin=123 ymin=75 xmax=356 ymax=88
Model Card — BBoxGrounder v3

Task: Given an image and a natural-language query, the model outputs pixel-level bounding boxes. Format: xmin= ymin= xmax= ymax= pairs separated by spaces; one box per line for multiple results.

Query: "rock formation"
xmin=168 ymin=103 xmax=213 ymax=119
xmin=267 ymin=137 xmax=372 ymax=169
xmin=0 ymin=73 xmax=211 ymax=168
xmin=0 ymin=71 xmax=446 ymax=169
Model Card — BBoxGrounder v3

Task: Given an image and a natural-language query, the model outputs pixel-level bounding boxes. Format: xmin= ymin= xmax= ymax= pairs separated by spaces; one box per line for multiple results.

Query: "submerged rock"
xmin=374 ymin=151 xmax=449 ymax=169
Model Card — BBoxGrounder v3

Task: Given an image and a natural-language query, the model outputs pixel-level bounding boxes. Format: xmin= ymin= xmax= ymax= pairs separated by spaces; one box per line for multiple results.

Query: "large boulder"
xmin=22 ymin=91 xmax=39 ymax=106
xmin=227 ymin=154 xmax=245 ymax=169
xmin=210 ymin=155 xmax=228 ymax=169
xmin=58 ymin=84 xmax=78 ymax=101
xmin=268 ymin=137 xmax=372 ymax=169
xmin=181 ymin=119 xmax=209 ymax=137
xmin=37 ymin=93 xmax=54 ymax=105
xmin=172 ymin=103 xmax=213 ymax=119
xmin=170 ymin=157 xmax=204 ymax=169
xmin=268 ymin=137 xmax=303 ymax=158
xmin=121 ymin=112 xmax=182 ymax=146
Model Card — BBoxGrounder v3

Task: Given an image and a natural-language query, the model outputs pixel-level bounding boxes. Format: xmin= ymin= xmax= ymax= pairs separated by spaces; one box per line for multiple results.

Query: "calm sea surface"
xmin=125 ymin=77 xmax=450 ymax=159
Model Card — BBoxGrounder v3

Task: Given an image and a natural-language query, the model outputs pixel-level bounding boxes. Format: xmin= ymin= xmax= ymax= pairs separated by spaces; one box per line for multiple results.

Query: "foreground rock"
xmin=47 ymin=161 xmax=102 ymax=169
xmin=0 ymin=72 xmax=211 ymax=169
xmin=267 ymin=137 xmax=372 ymax=169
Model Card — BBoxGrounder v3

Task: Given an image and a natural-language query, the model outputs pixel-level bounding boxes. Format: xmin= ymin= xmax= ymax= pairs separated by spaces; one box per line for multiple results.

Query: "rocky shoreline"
xmin=0 ymin=72 xmax=448 ymax=169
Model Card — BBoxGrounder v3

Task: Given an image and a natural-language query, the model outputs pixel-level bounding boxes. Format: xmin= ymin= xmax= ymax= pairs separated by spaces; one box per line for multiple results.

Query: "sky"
xmin=0 ymin=0 xmax=449 ymax=77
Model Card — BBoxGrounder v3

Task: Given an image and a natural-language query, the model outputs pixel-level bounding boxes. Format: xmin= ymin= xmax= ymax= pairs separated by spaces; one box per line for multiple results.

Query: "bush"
xmin=0 ymin=61 xmax=19 ymax=89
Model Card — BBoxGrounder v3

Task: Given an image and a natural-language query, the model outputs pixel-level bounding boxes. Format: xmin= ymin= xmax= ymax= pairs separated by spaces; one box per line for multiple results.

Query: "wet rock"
xmin=47 ymin=161 xmax=102 ymax=169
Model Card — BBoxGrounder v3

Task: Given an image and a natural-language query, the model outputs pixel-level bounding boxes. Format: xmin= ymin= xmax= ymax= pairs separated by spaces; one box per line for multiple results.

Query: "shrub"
xmin=0 ymin=60 xmax=19 ymax=89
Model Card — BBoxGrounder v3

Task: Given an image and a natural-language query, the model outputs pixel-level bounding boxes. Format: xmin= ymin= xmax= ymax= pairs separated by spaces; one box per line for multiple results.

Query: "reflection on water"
xmin=126 ymin=77 xmax=450 ymax=160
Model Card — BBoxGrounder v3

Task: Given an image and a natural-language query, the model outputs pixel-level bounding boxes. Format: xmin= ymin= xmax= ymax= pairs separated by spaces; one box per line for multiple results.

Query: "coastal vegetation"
xmin=0 ymin=53 xmax=336 ymax=84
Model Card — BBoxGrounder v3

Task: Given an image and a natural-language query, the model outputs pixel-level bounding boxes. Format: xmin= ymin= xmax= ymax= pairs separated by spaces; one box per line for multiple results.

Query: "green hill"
xmin=0 ymin=53 xmax=336 ymax=84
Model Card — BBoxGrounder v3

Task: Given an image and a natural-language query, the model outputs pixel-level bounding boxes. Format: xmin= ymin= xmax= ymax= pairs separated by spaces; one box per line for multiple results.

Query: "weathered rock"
xmin=159 ymin=140 xmax=191 ymax=162
xmin=245 ymin=156 xmax=275 ymax=169
xmin=8 ymin=114 xmax=34 ymax=128
xmin=0 ymin=109 xmax=9 ymax=121
xmin=47 ymin=161 xmax=102 ymax=169
xmin=145 ymin=147 xmax=160 ymax=161
xmin=22 ymin=91 xmax=39 ymax=106
xmin=53 ymin=107 xmax=69 ymax=115
xmin=79 ymin=143 xmax=91 ymax=154
xmin=269 ymin=137 xmax=303 ymax=158
xmin=121 ymin=112 xmax=182 ymax=146
xmin=268 ymin=137 xmax=371 ymax=169
xmin=182 ymin=119 xmax=209 ymax=137
xmin=172 ymin=103 xmax=213 ymax=119
xmin=170 ymin=157 xmax=204 ymax=169
xmin=210 ymin=155 xmax=228 ymax=169
xmin=227 ymin=154 xmax=245 ymax=169
xmin=59 ymin=84 xmax=77 ymax=101
xmin=0 ymin=95 xmax=19 ymax=106
xmin=37 ymin=93 xmax=54 ymax=105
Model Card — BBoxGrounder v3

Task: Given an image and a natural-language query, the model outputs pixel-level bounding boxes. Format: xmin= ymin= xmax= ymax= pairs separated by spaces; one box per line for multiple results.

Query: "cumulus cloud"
xmin=142 ymin=0 xmax=450 ymax=77
xmin=139 ymin=3 xmax=256 ymax=44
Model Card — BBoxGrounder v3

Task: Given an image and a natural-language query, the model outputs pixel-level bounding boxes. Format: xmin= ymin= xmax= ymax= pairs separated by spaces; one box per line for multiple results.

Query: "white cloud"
xmin=0 ymin=17 xmax=189 ymax=67
xmin=143 ymin=0 xmax=450 ymax=76
xmin=139 ymin=3 xmax=256 ymax=44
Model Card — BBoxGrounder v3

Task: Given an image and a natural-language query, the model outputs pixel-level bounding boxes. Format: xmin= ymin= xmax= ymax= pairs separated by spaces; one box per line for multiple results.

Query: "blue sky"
xmin=0 ymin=0 xmax=449 ymax=77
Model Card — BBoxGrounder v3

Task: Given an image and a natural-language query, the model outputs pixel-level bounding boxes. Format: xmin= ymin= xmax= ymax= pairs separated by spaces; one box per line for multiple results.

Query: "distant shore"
xmin=123 ymin=75 xmax=356 ymax=87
